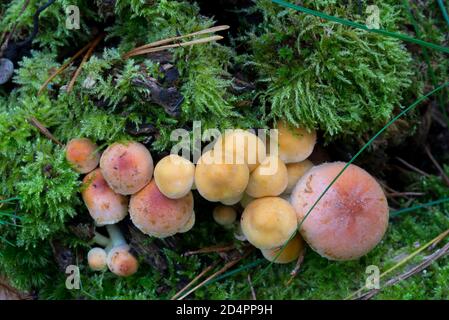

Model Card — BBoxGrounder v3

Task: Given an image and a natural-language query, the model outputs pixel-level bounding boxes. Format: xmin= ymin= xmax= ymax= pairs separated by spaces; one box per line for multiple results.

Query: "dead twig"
xmin=183 ymin=243 xmax=235 ymax=257
xmin=286 ymin=250 xmax=306 ymax=286
xmin=28 ymin=117 xmax=63 ymax=146
xmin=424 ymin=145 xmax=449 ymax=187
xmin=247 ymin=274 xmax=257 ymax=300
xmin=396 ymin=157 xmax=431 ymax=177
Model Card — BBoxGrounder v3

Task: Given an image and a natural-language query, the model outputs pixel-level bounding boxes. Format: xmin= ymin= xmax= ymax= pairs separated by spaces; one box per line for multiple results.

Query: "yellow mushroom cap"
xmin=241 ymin=197 xmax=297 ymax=249
xmin=129 ymin=180 xmax=194 ymax=238
xmin=66 ymin=138 xmax=100 ymax=174
xmin=245 ymin=155 xmax=288 ymax=198
xmin=100 ymin=141 xmax=153 ymax=195
xmin=275 ymin=121 xmax=316 ymax=164
xmin=220 ymin=193 xmax=243 ymax=206
xmin=87 ymin=247 xmax=107 ymax=271
xmin=178 ymin=211 xmax=196 ymax=233
xmin=194 ymin=150 xmax=249 ymax=202
xmin=107 ymin=245 xmax=139 ymax=277
xmin=154 ymin=154 xmax=195 ymax=199
xmin=81 ymin=169 xmax=128 ymax=226
xmin=213 ymin=205 xmax=237 ymax=226
xmin=285 ymin=160 xmax=314 ymax=194
xmin=260 ymin=233 xmax=305 ymax=264
xmin=240 ymin=193 xmax=254 ymax=208
xmin=291 ymin=162 xmax=389 ymax=261
xmin=214 ymin=129 xmax=266 ymax=172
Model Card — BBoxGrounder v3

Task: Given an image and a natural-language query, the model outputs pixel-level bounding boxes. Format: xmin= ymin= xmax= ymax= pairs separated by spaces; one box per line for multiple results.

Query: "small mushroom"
xmin=194 ymin=150 xmax=249 ymax=202
xmin=87 ymin=247 xmax=107 ymax=271
xmin=245 ymin=155 xmax=288 ymax=198
xmin=275 ymin=121 xmax=316 ymax=163
xmin=81 ymin=169 xmax=128 ymax=226
xmin=214 ymin=129 xmax=266 ymax=171
xmin=100 ymin=141 xmax=154 ymax=195
xmin=213 ymin=205 xmax=237 ymax=227
xmin=154 ymin=154 xmax=195 ymax=199
xmin=260 ymin=233 xmax=305 ymax=264
xmin=241 ymin=197 xmax=297 ymax=249
xmin=129 ymin=180 xmax=194 ymax=238
xmin=285 ymin=160 xmax=314 ymax=194
xmin=291 ymin=162 xmax=389 ymax=261
xmin=65 ymin=138 xmax=100 ymax=174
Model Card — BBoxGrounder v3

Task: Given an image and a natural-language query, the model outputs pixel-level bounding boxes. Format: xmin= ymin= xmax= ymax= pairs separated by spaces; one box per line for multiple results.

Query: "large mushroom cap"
xmin=66 ymin=138 xmax=100 ymax=174
xmin=291 ymin=162 xmax=389 ymax=261
xmin=245 ymin=155 xmax=288 ymax=198
xmin=100 ymin=141 xmax=153 ymax=195
xmin=154 ymin=154 xmax=195 ymax=199
xmin=275 ymin=121 xmax=316 ymax=163
xmin=261 ymin=233 xmax=305 ymax=264
xmin=241 ymin=197 xmax=297 ymax=249
xmin=129 ymin=180 xmax=194 ymax=238
xmin=81 ymin=169 xmax=128 ymax=226
xmin=87 ymin=247 xmax=108 ymax=271
xmin=194 ymin=150 xmax=249 ymax=202
xmin=285 ymin=160 xmax=314 ymax=194
xmin=214 ymin=129 xmax=266 ymax=172
xmin=107 ymin=245 xmax=139 ymax=277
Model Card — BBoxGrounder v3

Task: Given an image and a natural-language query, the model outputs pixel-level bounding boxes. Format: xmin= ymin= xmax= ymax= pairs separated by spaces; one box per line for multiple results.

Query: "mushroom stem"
xmin=93 ymin=232 xmax=111 ymax=247
xmin=105 ymin=224 xmax=127 ymax=248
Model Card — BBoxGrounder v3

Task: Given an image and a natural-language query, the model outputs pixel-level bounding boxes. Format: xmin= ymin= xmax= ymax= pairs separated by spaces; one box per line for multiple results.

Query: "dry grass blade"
xmin=177 ymin=247 xmax=254 ymax=300
xmin=396 ymin=157 xmax=431 ymax=177
xmin=183 ymin=243 xmax=235 ymax=256
xmin=247 ymin=274 xmax=257 ymax=300
xmin=28 ymin=117 xmax=63 ymax=146
xmin=286 ymin=250 xmax=305 ymax=286
xmin=67 ymin=33 xmax=104 ymax=93
xmin=424 ymin=145 xmax=449 ymax=187
xmin=124 ymin=25 xmax=229 ymax=57
xmin=38 ymin=40 xmax=93 ymax=95
xmin=170 ymin=261 xmax=219 ymax=300
xmin=124 ymin=36 xmax=223 ymax=59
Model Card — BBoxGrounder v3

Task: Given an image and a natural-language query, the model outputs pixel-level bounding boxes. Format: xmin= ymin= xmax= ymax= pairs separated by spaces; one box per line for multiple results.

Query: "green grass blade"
xmin=437 ymin=0 xmax=449 ymax=27
xmin=390 ymin=197 xmax=449 ymax=217
xmin=271 ymin=0 xmax=449 ymax=54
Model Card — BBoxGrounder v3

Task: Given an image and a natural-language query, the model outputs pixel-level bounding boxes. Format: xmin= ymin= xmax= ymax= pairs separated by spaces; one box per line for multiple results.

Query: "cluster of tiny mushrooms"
xmin=66 ymin=121 xmax=389 ymax=277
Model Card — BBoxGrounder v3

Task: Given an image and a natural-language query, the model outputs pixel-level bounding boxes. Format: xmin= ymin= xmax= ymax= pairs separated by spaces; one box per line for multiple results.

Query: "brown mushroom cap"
xmin=291 ymin=162 xmax=389 ymax=261
xmin=276 ymin=121 xmax=316 ymax=163
xmin=87 ymin=247 xmax=108 ymax=271
xmin=260 ymin=233 xmax=305 ymax=264
xmin=285 ymin=160 xmax=314 ymax=194
xmin=194 ymin=150 xmax=249 ymax=202
xmin=129 ymin=180 xmax=194 ymax=238
xmin=245 ymin=155 xmax=288 ymax=198
xmin=107 ymin=245 xmax=139 ymax=277
xmin=154 ymin=154 xmax=195 ymax=199
xmin=66 ymin=138 xmax=100 ymax=174
xmin=213 ymin=205 xmax=237 ymax=226
xmin=241 ymin=197 xmax=297 ymax=249
xmin=100 ymin=141 xmax=153 ymax=195
xmin=214 ymin=129 xmax=266 ymax=172
xmin=81 ymin=169 xmax=128 ymax=226
xmin=178 ymin=211 xmax=196 ymax=233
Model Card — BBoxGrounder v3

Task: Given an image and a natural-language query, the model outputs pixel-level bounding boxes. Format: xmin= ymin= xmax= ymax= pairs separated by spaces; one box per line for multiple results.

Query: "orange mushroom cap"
xmin=285 ymin=160 xmax=314 ymax=194
xmin=291 ymin=162 xmax=389 ymax=261
xmin=213 ymin=205 xmax=237 ymax=226
xmin=154 ymin=154 xmax=195 ymax=199
xmin=245 ymin=155 xmax=288 ymax=198
xmin=129 ymin=180 xmax=194 ymax=238
xmin=275 ymin=121 xmax=316 ymax=164
xmin=87 ymin=247 xmax=108 ymax=271
xmin=66 ymin=138 xmax=100 ymax=174
xmin=107 ymin=245 xmax=139 ymax=277
xmin=260 ymin=233 xmax=305 ymax=264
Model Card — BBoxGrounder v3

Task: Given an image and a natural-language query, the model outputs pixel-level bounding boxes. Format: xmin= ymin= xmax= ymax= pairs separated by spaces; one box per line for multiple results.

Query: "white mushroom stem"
xmin=93 ymin=232 xmax=111 ymax=247
xmin=92 ymin=225 xmax=128 ymax=252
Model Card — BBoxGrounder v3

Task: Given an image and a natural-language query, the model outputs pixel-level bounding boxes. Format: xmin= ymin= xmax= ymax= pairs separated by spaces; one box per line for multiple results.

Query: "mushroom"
xmin=194 ymin=150 xmax=249 ymax=202
xmin=65 ymin=138 xmax=100 ymax=174
xmin=178 ymin=211 xmax=196 ymax=233
xmin=291 ymin=162 xmax=389 ymax=261
xmin=285 ymin=160 xmax=314 ymax=194
xmin=81 ymin=168 xmax=128 ymax=226
xmin=245 ymin=155 xmax=288 ymax=198
xmin=220 ymin=193 xmax=243 ymax=206
xmin=240 ymin=193 xmax=254 ymax=208
xmin=90 ymin=225 xmax=138 ymax=277
xmin=100 ymin=141 xmax=153 ymax=195
xmin=275 ymin=121 xmax=316 ymax=163
xmin=129 ymin=180 xmax=194 ymax=238
xmin=214 ymin=129 xmax=266 ymax=171
xmin=260 ymin=233 xmax=305 ymax=264
xmin=241 ymin=197 xmax=297 ymax=249
xmin=87 ymin=247 xmax=107 ymax=271
xmin=213 ymin=205 xmax=237 ymax=227
xmin=154 ymin=154 xmax=195 ymax=199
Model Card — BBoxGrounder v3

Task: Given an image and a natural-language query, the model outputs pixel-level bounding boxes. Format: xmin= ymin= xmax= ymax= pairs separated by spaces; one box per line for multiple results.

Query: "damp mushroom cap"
xmin=154 ymin=154 xmax=195 ymax=199
xmin=291 ymin=162 xmax=389 ymax=261
xmin=241 ymin=197 xmax=297 ymax=249
xmin=81 ymin=169 xmax=128 ymax=226
xmin=275 ymin=121 xmax=317 ymax=164
xmin=100 ymin=141 xmax=153 ymax=195
xmin=129 ymin=180 xmax=194 ymax=238
xmin=66 ymin=138 xmax=100 ymax=174
xmin=245 ymin=155 xmax=288 ymax=198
